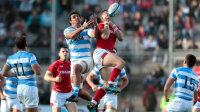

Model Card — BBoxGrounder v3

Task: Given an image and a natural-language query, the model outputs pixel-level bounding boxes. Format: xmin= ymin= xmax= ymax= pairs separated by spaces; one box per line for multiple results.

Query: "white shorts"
xmin=70 ymin=57 xmax=93 ymax=77
xmin=50 ymin=90 xmax=73 ymax=107
xmin=17 ymin=85 xmax=39 ymax=108
xmin=193 ymin=101 xmax=200 ymax=108
xmin=93 ymin=48 xmax=111 ymax=70
xmin=166 ymin=97 xmax=193 ymax=112
xmin=98 ymin=94 xmax=117 ymax=110
xmin=1 ymin=98 xmax=21 ymax=112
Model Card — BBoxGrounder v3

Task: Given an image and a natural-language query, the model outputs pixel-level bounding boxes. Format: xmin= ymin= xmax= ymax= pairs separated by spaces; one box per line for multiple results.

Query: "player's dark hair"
xmin=68 ymin=10 xmax=81 ymax=25
xmin=185 ymin=54 xmax=196 ymax=67
xmin=60 ymin=46 xmax=68 ymax=50
xmin=98 ymin=9 xmax=107 ymax=21
xmin=15 ymin=35 xmax=27 ymax=49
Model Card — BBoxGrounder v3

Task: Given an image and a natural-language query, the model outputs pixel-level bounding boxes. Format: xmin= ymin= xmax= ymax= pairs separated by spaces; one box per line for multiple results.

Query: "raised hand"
xmin=55 ymin=74 xmax=62 ymax=83
xmin=92 ymin=14 xmax=98 ymax=26
xmin=83 ymin=19 xmax=94 ymax=29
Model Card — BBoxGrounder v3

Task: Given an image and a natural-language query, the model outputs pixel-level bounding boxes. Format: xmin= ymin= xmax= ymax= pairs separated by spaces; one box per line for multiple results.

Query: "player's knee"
xmin=117 ymin=59 xmax=125 ymax=69
xmin=73 ymin=64 xmax=82 ymax=74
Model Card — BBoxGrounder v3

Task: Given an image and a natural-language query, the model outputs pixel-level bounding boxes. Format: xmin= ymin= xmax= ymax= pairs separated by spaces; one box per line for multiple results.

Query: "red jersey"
xmin=48 ymin=60 xmax=71 ymax=93
xmin=96 ymin=23 xmax=121 ymax=52
xmin=193 ymin=66 xmax=200 ymax=102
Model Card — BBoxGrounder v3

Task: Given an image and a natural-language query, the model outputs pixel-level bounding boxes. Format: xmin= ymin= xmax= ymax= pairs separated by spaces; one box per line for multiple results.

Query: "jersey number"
xmin=182 ymin=76 xmax=195 ymax=91
xmin=14 ymin=63 xmax=26 ymax=76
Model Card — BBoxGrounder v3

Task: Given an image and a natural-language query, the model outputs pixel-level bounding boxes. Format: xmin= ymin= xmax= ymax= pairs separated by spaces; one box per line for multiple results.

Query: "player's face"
xmin=59 ymin=48 xmax=69 ymax=61
xmin=70 ymin=14 xmax=81 ymax=25
xmin=101 ymin=11 xmax=111 ymax=22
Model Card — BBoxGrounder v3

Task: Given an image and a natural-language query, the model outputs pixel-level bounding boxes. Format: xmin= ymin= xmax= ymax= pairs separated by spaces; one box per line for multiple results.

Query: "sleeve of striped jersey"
xmin=87 ymin=28 xmax=93 ymax=37
xmin=6 ymin=58 xmax=11 ymax=67
xmin=63 ymin=27 xmax=73 ymax=38
xmin=30 ymin=54 xmax=38 ymax=65
xmin=170 ymin=69 xmax=178 ymax=80
xmin=92 ymin=67 xmax=100 ymax=76
xmin=119 ymin=68 xmax=126 ymax=78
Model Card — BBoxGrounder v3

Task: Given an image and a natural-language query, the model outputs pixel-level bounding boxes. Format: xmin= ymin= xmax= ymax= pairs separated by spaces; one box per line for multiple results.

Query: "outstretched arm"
xmin=86 ymin=72 xmax=98 ymax=92
xmin=66 ymin=19 xmax=94 ymax=39
xmin=164 ymin=77 xmax=174 ymax=102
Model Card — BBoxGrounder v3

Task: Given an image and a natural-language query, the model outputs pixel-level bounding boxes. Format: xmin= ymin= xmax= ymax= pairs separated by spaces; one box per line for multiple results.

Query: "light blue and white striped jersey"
xmin=92 ymin=67 xmax=126 ymax=94
xmin=63 ymin=26 xmax=92 ymax=61
xmin=0 ymin=69 xmax=18 ymax=99
xmin=170 ymin=67 xmax=199 ymax=100
xmin=6 ymin=51 xmax=38 ymax=87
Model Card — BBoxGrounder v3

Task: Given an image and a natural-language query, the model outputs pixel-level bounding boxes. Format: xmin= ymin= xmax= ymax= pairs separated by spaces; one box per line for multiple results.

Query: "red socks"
xmin=108 ymin=68 xmax=121 ymax=85
xmin=91 ymin=88 xmax=106 ymax=105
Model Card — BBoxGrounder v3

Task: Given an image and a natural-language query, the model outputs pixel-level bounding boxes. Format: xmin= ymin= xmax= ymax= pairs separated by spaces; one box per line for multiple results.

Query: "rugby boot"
xmin=66 ymin=94 xmax=78 ymax=102
xmin=87 ymin=102 xmax=96 ymax=112
xmin=105 ymin=85 xmax=120 ymax=93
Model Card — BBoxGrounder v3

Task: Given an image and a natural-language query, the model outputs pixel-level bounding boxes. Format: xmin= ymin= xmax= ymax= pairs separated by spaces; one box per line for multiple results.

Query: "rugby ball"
xmin=108 ymin=3 xmax=120 ymax=17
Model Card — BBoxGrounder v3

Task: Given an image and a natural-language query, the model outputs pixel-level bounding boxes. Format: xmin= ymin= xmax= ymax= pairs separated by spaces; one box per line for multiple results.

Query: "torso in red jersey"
xmin=48 ymin=60 xmax=71 ymax=93
xmin=193 ymin=66 xmax=200 ymax=102
xmin=96 ymin=23 xmax=121 ymax=52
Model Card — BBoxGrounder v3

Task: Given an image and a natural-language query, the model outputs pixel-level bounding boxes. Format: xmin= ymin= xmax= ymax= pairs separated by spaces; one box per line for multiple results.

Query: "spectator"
xmin=36 ymin=28 xmax=50 ymax=47
xmin=81 ymin=4 xmax=92 ymax=21
xmin=142 ymin=85 xmax=157 ymax=112
xmin=158 ymin=11 xmax=168 ymax=28
xmin=157 ymin=32 xmax=168 ymax=49
xmin=32 ymin=0 xmax=46 ymax=14
xmin=174 ymin=15 xmax=184 ymax=39
xmin=40 ymin=8 xmax=52 ymax=28
xmin=187 ymin=39 xmax=198 ymax=50
xmin=148 ymin=11 xmax=159 ymax=28
xmin=19 ymin=0 xmax=34 ymax=21
xmin=122 ymin=42 xmax=131 ymax=51
xmin=0 ymin=35 xmax=7 ymax=48
xmin=189 ymin=0 xmax=198 ymax=19
xmin=37 ymin=77 xmax=47 ymax=104
xmin=182 ymin=15 xmax=195 ymax=39
xmin=152 ymin=65 xmax=166 ymax=90
xmin=145 ymin=21 xmax=157 ymax=36
xmin=27 ymin=11 xmax=40 ymax=33
xmin=138 ymin=0 xmax=152 ymax=13
xmin=4 ymin=0 xmax=16 ymax=30
xmin=0 ymin=23 xmax=7 ymax=37
xmin=59 ymin=0 xmax=72 ymax=12
xmin=143 ymin=35 xmax=157 ymax=51
xmin=123 ymin=11 xmax=132 ymax=31
xmin=142 ymin=73 xmax=156 ymax=90
xmin=93 ymin=4 xmax=101 ymax=15
xmin=6 ymin=32 xmax=16 ymax=47
xmin=10 ymin=19 xmax=26 ymax=35
xmin=135 ymin=26 xmax=147 ymax=43
xmin=132 ymin=11 xmax=143 ymax=31
xmin=121 ymin=97 xmax=134 ymax=112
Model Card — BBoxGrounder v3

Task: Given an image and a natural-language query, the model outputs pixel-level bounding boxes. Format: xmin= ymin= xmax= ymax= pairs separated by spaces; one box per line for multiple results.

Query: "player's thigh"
xmin=11 ymin=99 xmax=21 ymax=112
xmin=64 ymin=102 xmax=77 ymax=112
xmin=26 ymin=107 xmax=38 ymax=112
xmin=193 ymin=101 xmax=200 ymax=112
xmin=98 ymin=97 xmax=106 ymax=111
xmin=11 ymin=108 xmax=21 ymax=112
xmin=105 ymin=95 xmax=117 ymax=110
xmin=52 ymin=106 xmax=61 ymax=112
xmin=103 ymin=53 xmax=124 ymax=67
xmin=99 ymin=67 xmax=112 ymax=85
xmin=1 ymin=100 xmax=10 ymax=112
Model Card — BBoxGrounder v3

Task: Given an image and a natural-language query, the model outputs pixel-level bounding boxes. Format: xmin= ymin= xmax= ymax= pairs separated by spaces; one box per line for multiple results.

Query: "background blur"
xmin=0 ymin=0 xmax=200 ymax=112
